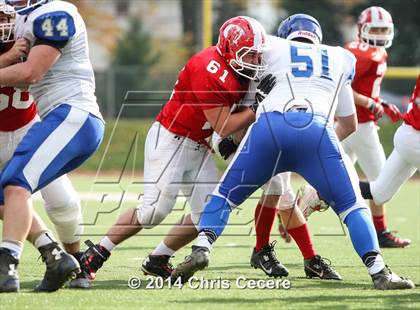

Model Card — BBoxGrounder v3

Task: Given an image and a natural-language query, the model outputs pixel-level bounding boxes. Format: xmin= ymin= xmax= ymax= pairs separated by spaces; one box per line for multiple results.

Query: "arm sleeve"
xmin=336 ymin=84 xmax=356 ymax=117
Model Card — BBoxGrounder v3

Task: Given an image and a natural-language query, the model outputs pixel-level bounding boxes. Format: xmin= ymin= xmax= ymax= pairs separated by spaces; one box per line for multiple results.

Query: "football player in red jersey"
xmin=359 ymin=75 xmax=420 ymax=209
xmin=0 ymin=4 xmax=90 ymax=291
xmin=341 ymin=6 xmax=410 ymax=248
xmin=80 ymin=16 xmax=280 ymax=281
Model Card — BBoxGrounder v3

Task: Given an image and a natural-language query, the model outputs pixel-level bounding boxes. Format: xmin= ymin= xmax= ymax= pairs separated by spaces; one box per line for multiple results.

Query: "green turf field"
xmin=0 ymin=175 xmax=419 ymax=309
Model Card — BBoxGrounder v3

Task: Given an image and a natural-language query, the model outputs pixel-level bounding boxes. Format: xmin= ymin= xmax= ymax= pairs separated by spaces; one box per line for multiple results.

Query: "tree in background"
xmin=213 ymin=0 xmax=248 ymax=44
xmin=112 ymin=18 xmax=161 ymax=118
xmin=68 ymin=0 xmax=121 ymax=51
xmin=180 ymin=0 xmax=201 ymax=55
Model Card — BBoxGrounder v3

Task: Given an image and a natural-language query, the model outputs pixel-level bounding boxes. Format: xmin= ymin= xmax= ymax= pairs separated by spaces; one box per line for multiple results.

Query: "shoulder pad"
xmin=33 ymin=11 xmax=76 ymax=42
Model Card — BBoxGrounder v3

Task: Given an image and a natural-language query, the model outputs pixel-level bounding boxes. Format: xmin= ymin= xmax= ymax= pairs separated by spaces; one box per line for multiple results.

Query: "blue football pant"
xmin=198 ymin=111 xmax=379 ymax=257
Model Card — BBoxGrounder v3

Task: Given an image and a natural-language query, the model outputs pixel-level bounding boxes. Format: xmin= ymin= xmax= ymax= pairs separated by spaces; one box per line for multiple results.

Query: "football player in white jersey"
xmin=214 ymin=26 xmax=342 ymax=279
xmin=0 ymin=0 xmax=104 ymax=293
xmin=0 ymin=2 xmax=89 ymax=290
xmin=171 ymin=14 xmax=414 ymax=290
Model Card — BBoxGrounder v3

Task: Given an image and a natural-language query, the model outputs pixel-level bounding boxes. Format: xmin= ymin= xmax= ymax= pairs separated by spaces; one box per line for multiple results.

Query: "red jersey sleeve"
xmin=403 ymin=75 xmax=420 ymax=131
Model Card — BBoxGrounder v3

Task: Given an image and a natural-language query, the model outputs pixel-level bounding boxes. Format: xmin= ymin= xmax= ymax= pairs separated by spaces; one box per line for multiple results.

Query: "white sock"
xmin=195 ymin=232 xmax=212 ymax=250
xmin=151 ymin=241 xmax=175 ymax=256
xmin=1 ymin=241 xmax=23 ymax=260
xmin=100 ymin=237 xmax=116 ymax=252
xmin=34 ymin=231 xmax=56 ymax=249
xmin=366 ymin=253 xmax=385 ymax=275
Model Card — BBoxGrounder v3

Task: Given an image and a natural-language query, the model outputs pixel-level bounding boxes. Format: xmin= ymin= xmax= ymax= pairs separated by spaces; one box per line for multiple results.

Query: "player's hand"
xmin=381 ymin=100 xmax=402 ymax=123
xmin=218 ymin=136 xmax=238 ymax=160
xmin=250 ymin=74 xmax=276 ymax=112
xmin=367 ymin=98 xmax=384 ymax=119
xmin=256 ymin=74 xmax=276 ymax=104
xmin=5 ymin=38 xmax=29 ymax=64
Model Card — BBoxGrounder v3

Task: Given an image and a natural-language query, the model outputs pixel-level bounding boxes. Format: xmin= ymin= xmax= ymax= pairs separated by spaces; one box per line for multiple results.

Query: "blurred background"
xmin=68 ymin=0 xmax=420 ymax=172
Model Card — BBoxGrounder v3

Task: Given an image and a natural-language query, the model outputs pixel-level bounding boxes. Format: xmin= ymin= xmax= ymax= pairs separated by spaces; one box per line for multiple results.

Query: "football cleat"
xmin=141 ymin=254 xmax=173 ymax=279
xmin=277 ymin=214 xmax=291 ymax=243
xmin=0 ymin=248 xmax=19 ymax=293
xmin=68 ymin=252 xmax=91 ymax=289
xmin=170 ymin=246 xmax=209 ymax=284
xmin=372 ymin=266 xmax=415 ymax=290
xmin=79 ymin=240 xmax=111 ymax=280
xmin=297 ymin=185 xmax=329 ymax=219
xmin=250 ymin=241 xmax=289 ymax=278
xmin=304 ymin=255 xmax=342 ymax=280
xmin=34 ymin=242 xmax=81 ymax=292
xmin=377 ymin=229 xmax=411 ymax=248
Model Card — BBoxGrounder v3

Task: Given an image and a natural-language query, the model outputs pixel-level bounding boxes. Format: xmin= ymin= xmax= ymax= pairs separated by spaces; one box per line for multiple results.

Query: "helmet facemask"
xmin=0 ymin=3 xmax=15 ymax=43
xmin=359 ymin=23 xmax=394 ymax=48
xmin=357 ymin=6 xmax=394 ymax=48
xmin=230 ymin=45 xmax=268 ymax=81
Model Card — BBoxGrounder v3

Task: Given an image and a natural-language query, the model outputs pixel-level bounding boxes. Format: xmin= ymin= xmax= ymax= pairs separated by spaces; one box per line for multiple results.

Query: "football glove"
xmin=367 ymin=98 xmax=384 ymax=119
xmin=250 ymin=74 xmax=277 ymax=113
xmin=381 ymin=100 xmax=402 ymax=123
xmin=218 ymin=136 xmax=238 ymax=160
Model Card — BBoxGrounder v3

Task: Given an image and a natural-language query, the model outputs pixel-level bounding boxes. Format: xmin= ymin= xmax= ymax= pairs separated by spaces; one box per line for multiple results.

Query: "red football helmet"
xmin=216 ymin=16 xmax=268 ymax=80
xmin=0 ymin=2 xmax=14 ymax=43
xmin=357 ymin=6 xmax=394 ymax=48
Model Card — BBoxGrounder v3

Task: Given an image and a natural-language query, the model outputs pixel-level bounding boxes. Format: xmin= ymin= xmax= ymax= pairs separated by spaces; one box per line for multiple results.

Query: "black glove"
xmin=218 ymin=136 xmax=238 ymax=160
xmin=250 ymin=74 xmax=277 ymax=112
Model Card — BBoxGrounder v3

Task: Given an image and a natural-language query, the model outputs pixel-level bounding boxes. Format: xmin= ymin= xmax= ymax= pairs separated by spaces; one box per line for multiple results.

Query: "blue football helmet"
xmin=277 ymin=14 xmax=323 ymax=44
xmin=6 ymin=0 xmax=48 ymax=15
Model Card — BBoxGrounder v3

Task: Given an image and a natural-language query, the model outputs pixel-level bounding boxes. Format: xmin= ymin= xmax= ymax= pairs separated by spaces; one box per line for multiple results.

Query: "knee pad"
xmin=339 ymin=199 xmax=370 ymax=222
xmin=136 ymin=194 xmax=175 ymax=229
xmin=278 ymin=190 xmax=296 ymax=210
xmin=45 ymin=197 xmax=83 ymax=244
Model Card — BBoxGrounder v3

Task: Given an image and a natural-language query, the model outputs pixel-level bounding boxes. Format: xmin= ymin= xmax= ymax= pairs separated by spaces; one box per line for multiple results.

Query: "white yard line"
xmin=32 ymin=191 xmax=188 ymax=203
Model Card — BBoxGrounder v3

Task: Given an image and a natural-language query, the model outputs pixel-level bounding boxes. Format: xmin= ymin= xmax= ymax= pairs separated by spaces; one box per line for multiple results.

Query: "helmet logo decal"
xmin=224 ymin=24 xmax=245 ymax=44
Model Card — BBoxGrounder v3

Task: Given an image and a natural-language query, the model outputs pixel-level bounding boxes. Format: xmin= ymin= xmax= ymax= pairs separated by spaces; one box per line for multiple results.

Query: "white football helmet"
xmin=0 ymin=1 xmax=15 ymax=43
xmin=358 ymin=6 xmax=394 ymax=48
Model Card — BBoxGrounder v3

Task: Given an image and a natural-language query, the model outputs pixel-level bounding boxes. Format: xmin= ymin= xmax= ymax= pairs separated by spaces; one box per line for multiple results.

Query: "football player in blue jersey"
xmin=0 ymin=0 xmax=104 ymax=292
xmin=171 ymin=14 xmax=414 ymax=290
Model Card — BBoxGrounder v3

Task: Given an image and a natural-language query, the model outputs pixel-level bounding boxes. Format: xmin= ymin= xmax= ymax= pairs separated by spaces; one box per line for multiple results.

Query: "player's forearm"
xmin=335 ymin=123 xmax=351 ymax=141
xmin=352 ymin=89 xmax=371 ymax=108
xmin=0 ymin=62 xmax=39 ymax=86
xmin=232 ymin=127 xmax=248 ymax=144
xmin=0 ymin=53 xmax=16 ymax=69
xmin=215 ymin=109 xmax=255 ymax=138
xmin=335 ymin=114 xmax=357 ymax=141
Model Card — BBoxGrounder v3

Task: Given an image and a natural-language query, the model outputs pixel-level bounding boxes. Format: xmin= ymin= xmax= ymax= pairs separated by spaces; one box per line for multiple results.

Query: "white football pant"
xmin=341 ymin=121 xmax=386 ymax=181
xmin=136 ymin=122 xmax=219 ymax=227
xmin=370 ymin=124 xmax=419 ymax=205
